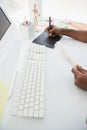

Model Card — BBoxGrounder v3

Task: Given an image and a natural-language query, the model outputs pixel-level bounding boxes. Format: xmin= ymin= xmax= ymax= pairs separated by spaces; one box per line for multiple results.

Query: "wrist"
xmin=60 ymin=28 xmax=68 ymax=35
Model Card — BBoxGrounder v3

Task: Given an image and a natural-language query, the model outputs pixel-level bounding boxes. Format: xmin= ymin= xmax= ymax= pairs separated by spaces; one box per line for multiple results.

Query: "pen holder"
xmin=28 ymin=23 xmax=35 ymax=40
xmin=20 ymin=22 xmax=34 ymax=40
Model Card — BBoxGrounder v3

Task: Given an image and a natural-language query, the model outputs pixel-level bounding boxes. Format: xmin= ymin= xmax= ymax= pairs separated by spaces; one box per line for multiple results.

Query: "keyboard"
xmin=11 ymin=43 xmax=45 ymax=118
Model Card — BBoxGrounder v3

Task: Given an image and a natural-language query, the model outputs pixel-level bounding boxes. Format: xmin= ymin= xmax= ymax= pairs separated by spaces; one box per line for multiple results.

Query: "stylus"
xmin=49 ymin=16 xmax=51 ymax=29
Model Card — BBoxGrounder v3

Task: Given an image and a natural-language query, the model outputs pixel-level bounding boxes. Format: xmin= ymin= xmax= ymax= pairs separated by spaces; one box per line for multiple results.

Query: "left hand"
xmin=72 ymin=65 xmax=87 ymax=91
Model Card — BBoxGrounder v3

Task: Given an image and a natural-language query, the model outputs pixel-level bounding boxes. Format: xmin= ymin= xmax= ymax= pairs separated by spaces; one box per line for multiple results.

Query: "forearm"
xmin=60 ymin=28 xmax=87 ymax=43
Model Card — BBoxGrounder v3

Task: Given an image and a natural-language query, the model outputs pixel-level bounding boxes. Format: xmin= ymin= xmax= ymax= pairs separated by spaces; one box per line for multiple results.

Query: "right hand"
xmin=45 ymin=25 xmax=61 ymax=37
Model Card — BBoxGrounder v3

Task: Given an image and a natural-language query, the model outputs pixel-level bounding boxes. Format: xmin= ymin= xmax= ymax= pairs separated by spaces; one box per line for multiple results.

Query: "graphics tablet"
xmin=32 ymin=31 xmax=62 ymax=48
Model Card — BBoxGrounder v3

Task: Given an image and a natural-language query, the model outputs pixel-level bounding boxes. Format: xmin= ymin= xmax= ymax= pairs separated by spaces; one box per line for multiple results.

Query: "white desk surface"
xmin=1 ymin=37 xmax=87 ymax=130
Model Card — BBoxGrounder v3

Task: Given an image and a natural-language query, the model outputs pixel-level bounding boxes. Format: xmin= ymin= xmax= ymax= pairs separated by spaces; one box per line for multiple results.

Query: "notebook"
xmin=32 ymin=31 xmax=62 ymax=48
xmin=0 ymin=81 xmax=9 ymax=121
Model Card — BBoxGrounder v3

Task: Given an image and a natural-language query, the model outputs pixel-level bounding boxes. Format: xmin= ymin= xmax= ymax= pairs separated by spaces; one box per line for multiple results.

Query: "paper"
xmin=0 ymin=81 xmax=9 ymax=121
xmin=56 ymin=42 xmax=77 ymax=66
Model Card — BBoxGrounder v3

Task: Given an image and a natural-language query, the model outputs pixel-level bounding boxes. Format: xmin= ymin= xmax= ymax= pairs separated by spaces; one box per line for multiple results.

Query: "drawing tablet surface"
xmin=32 ymin=31 xmax=62 ymax=48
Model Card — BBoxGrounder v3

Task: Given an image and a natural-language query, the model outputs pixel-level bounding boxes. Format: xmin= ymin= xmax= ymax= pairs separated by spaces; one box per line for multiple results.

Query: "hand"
xmin=45 ymin=25 xmax=61 ymax=37
xmin=72 ymin=65 xmax=87 ymax=91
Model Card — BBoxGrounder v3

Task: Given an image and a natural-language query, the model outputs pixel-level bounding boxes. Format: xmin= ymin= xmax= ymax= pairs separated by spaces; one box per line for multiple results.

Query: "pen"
xmin=49 ymin=16 xmax=51 ymax=30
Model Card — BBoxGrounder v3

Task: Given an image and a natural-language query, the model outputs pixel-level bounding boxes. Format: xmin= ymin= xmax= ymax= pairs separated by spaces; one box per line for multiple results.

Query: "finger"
xmin=45 ymin=28 xmax=49 ymax=33
xmin=49 ymin=29 xmax=56 ymax=36
xmin=72 ymin=67 xmax=78 ymax=79
xmin=75 ymin=79 xmax=79 ymax=86
xmin=72 ymin=67 xmax=82 ymax=79
xmin=76 ymin=65 xmax=87 ymax=73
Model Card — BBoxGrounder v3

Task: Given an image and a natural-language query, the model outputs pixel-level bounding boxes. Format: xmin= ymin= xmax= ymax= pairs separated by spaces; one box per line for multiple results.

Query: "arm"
xmin=72 ymin=65 xmax=87 ymax=91
xmin=45 ymin=25 xmax=87 ymax=43
xmin=61 ymin=28 xmax=87 ymax=43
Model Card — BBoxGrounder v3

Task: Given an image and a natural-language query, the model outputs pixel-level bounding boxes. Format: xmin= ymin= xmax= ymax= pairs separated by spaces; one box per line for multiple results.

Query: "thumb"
xmin=71 ymin=67 xmax=81 ymax=79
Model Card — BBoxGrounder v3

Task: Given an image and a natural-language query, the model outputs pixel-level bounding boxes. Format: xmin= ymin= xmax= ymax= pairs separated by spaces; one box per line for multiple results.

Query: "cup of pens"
xmin=19 ymin=20 xmax=34 ymax=40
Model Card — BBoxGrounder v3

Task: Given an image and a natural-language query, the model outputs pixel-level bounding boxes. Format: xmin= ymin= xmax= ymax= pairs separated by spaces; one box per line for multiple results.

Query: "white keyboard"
xmin=11 ymin=43 xmax=45 ymax=118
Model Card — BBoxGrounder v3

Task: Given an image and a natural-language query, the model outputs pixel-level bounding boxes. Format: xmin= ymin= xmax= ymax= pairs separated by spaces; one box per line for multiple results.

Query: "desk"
xmin=1 ymin=36 xmax=87 ymax=130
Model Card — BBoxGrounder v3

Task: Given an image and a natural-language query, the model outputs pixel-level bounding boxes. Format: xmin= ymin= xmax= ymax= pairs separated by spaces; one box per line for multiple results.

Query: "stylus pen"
xmin=49 ymin=16 xmax=51 ymax=30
